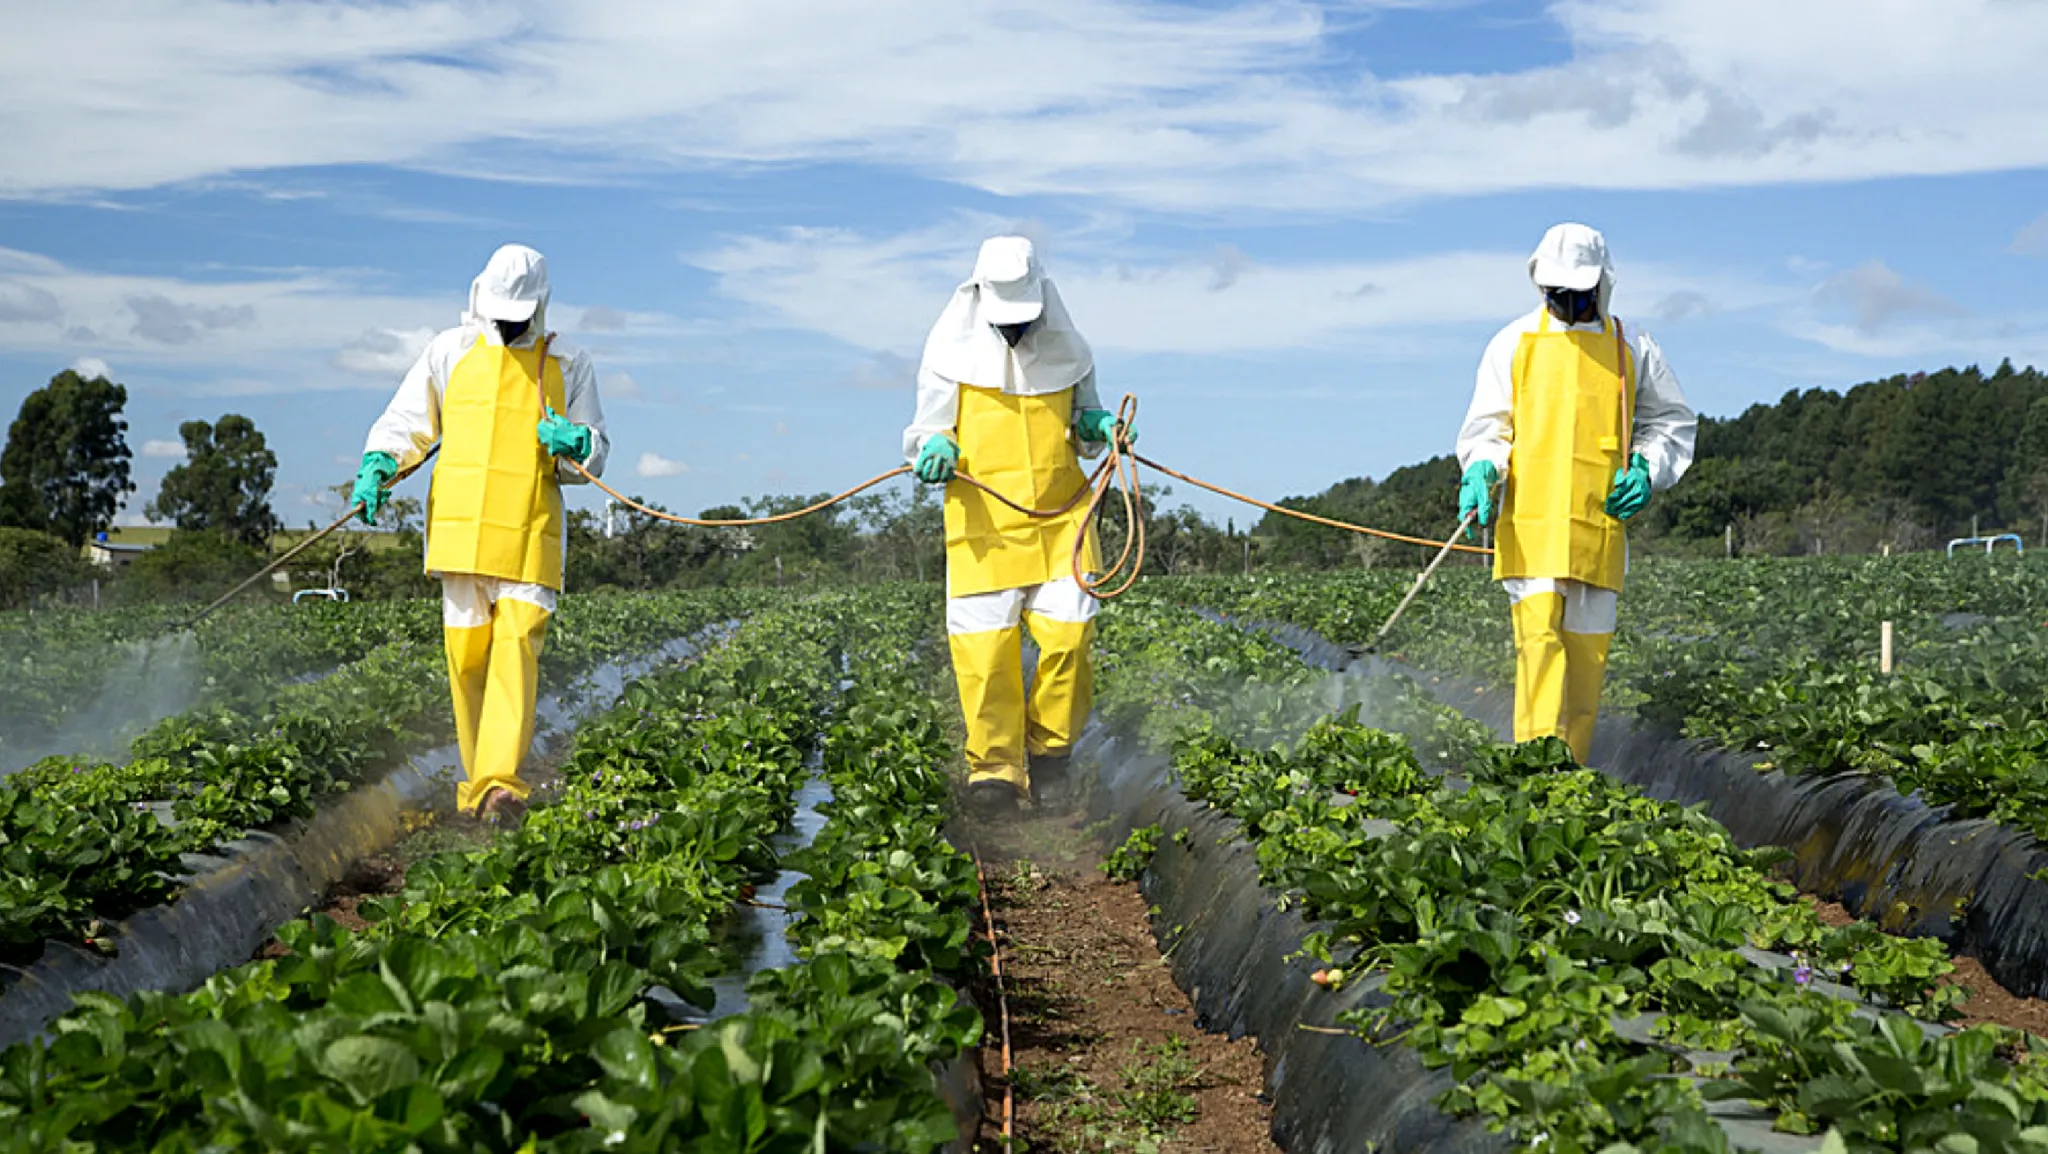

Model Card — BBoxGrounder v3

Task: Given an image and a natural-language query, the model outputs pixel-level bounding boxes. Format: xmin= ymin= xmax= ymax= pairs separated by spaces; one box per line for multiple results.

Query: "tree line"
xmin=0 ymin=369 xmax=286 ymax=607
xmin=1241 ymin=360 xmax=2048 ymax=565
xmin=3 ymin=358 xmax=2043 ymax=608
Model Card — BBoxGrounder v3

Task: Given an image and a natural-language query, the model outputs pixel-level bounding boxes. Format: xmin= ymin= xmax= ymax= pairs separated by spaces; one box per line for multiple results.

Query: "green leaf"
xmin=436 ymin=1045 xmax=505 ymax=1101
xmin=587 ymin=961 xmax=647 ymax=1020
xmin=592 ymin=1027 xmax=658 ymax=1091
xmin=399 ymin=1083 xmax=445 ymax=1134
xmin=322 ymin=1035 xmax=422 ymax=1104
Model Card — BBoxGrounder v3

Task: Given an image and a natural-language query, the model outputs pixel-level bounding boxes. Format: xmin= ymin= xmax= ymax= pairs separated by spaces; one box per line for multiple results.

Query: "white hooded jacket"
xmin=1455 ymin=224 xmax=1694 ymax=493
xmin=365 ymin=245 xmax=609 ymax=484
xmin=902 ymin=237 xmax=1101 ymax=462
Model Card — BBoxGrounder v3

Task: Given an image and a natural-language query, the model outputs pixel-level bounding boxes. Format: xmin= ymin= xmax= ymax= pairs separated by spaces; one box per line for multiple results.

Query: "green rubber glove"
xmin=537 ymin=406 xmax=593 ymax=462
xmin=914 ymin=435 xmax=958 ymax=483
xmin=1458 ymin=460 xmax=1499 ymax=537
xmin=1605 ymin=452 xmax=1652 ymax=520
xmin=351 ymin=452 xmax=399 ymax=526
xmin=1076 ymin=408 xmax=1137 ymax=445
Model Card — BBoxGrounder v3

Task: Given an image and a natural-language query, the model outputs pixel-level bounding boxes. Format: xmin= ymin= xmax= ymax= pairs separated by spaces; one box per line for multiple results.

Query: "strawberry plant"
xmin=0 ymin=588 xmax=983 ymax=1152
xmin=0 ymin=589 xmax=763 ymax=970
xmin=1091 ymin=595 xmax=2036 ymax=1153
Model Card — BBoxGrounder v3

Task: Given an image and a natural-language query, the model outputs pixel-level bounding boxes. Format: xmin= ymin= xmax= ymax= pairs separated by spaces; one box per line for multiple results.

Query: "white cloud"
xmin=1813 ymin=261 xmax=1966 ymax=334
xmin=845 ymin=351 xmax=917 ymax=391
xmin=7 ymin=1 xmax=2048 ymax=210
xmin=1653 ymin=291 xmax=1716 ymax=323
xmin=692 ymin=218 xmax=1770 ymax=356
xmin=140 ymin=439 xmax=186 ymax=459
xmin=606 ymin=370 xmax=644 ymax=400
xmin=0 ymin=246 xmax=695 ymax=396
xmin=0 ymin=247 xmax=445 ymax=389
xmin=333 ymin=326 xmax=438 ymax=377
xmin=69 ymin=355 xmax=111 ymax=379
xmin=580 ymin=305 xmax=628 ymax=331
xmin=635 ymin=452 xmax=691 ymax=477
xmin=2013 ymin=214 xmax=2048 ymax=257
xmin=126 ymin=292 xmax=255 ymax=344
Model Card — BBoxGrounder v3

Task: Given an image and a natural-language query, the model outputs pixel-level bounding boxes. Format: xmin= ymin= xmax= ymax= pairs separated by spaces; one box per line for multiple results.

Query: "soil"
xmin=1804 ymin=895 xmax=2048 ymax=1037
xmin=957 ymin=799 xmax=1282 ymax=1154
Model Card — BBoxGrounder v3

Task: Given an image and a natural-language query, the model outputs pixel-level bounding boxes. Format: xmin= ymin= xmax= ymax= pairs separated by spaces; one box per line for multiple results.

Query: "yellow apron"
xmin=425 ymin=335 xmax=567 ymax=590
xmin=1493 ymin=314 xmax=1634 ymax=593
xmin=943 ymin=383 xmax=1101 ymax=598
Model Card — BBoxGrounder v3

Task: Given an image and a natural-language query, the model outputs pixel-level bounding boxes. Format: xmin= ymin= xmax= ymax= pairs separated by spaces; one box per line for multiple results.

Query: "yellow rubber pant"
xmin=1507 ymin=581 xmax=1614 ymax=764
xmin=441 ymin=576 xmax=552 ymax=812
xmin=947 ymin=578 xmax=1096 ymax=792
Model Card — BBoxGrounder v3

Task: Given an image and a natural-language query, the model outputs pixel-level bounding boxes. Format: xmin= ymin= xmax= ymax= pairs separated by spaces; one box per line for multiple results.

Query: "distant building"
xmin=83 ymin=533 xmax=152 ymax=570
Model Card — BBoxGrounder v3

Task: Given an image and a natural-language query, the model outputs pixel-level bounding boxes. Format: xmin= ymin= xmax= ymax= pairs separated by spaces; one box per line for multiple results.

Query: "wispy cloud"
xmin=2013 ymin=213 xmax=2048 ymax=257
xmin=581 ymin=305 xmax=628 ymax=331
xmin=139 ymin=438 xmax=185 ymax=459
xmin=8 ymin=1 xmax=2048 ymax=211
xmin=606 ymin=370 xmax=644 ymax=401
xmin=0 ymin=246 xmax=698 ymax=396
xmin=692 ymin=217 xmax=1768 ymax=357
xmin=333 ymin=327 xmax=438 ymax=377
xmin=1814 ymin=261 xmax=1966 ymax=334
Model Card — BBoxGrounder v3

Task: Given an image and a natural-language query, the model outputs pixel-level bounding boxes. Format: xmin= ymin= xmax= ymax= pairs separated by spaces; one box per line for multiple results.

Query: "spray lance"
xmin=1351 ymin=476 xmax=1501 ymax=658
xmin=172 ymin=447 xmax=438 ymax=632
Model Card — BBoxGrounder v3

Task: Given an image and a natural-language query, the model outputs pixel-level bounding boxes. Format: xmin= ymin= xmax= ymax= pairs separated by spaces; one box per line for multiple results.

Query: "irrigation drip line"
xmin=183 ymin=348 xmax=1490 ymax=624
xmin=972 ymin=847 xmax=1016 ymax=1147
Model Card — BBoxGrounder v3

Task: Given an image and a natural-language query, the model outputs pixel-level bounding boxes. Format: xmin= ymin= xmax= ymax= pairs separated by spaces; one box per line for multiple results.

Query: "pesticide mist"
xmin=0 ymin=632 xmax=205 ymax=776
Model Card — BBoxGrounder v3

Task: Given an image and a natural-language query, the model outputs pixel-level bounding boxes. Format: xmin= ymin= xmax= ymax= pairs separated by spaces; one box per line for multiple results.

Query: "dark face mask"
xmin=494 ymin=318 xmax=532 ymax=345
xmin=1543 ymin=287 xmax=1600 ymax=326
xmin=995 ymin=321 xmax=1034 ymax=348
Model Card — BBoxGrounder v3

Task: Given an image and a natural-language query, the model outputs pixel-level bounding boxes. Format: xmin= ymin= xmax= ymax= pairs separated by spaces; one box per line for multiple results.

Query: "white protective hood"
xmin=918 ymin=236 xmax=1092 ymax=396
xmin=1527 ymin=222 xmax=1614 ymax=320
xmin=465 ymin=243 xmax=551 ymax=333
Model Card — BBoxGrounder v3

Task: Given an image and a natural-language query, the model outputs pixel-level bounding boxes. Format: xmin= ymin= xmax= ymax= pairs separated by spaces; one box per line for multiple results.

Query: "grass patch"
xmin=1017 ymin=1037 xmax=1203 ymax=1153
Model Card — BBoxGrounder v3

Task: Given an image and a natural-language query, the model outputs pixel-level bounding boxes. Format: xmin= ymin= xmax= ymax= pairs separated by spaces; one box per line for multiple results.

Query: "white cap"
xmin=471 ymin=244 xmax=549 ymax=322
xmin=1527 ymin=223 xmax=1610 ymax=292
xmin=971 ymin=236 xmax=1045 ymax=326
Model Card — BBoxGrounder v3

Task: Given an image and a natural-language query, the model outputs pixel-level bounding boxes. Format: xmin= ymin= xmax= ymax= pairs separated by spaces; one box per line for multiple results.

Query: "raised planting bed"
xmin=0 ymin=590 xmax=760 ymax=983
xmin=1080 ymin=597 xmax=2048 ymax=1153
xmin=1250 ymin=614 xmax=2048 ymax=1004
xmin=1 ymin=599 xmax=443 ymax=774
xmin=1153 ymin=559 xmax=2048 ymax=858
xmin=0 ymin=631 xmax=707 ymax=1052
xmin=1076 ymin=723 xmax=1501 ymax=1154
xmin=0 ymin=589 xmax=983 ymax=1153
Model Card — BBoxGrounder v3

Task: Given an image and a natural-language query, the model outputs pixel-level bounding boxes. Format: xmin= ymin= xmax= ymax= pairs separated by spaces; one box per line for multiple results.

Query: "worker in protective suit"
xmin=904 ymin=236 xmax=1131 ymax=815
xmin=350 ymin=243 xmax=608 ymax=824
xmin=1455 ymin=223 xmax=1695 ymax=764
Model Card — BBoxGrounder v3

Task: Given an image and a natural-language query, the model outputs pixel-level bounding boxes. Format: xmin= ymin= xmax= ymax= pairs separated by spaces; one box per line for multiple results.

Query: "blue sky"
xmin=4 ymin=0 xmax=2048 ymax=530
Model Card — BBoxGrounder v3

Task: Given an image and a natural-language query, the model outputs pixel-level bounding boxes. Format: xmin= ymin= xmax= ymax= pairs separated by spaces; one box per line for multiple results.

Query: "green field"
xmin=99 ymin=525 xmax=411 ymax=552
xmin=3 ymin=561 xmax=2047 ymax=1151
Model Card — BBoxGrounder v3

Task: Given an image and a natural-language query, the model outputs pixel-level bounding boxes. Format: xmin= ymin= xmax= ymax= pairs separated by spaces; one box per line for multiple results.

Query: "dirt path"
xmin=957 ymin=803 xmax=1281 ymax=1154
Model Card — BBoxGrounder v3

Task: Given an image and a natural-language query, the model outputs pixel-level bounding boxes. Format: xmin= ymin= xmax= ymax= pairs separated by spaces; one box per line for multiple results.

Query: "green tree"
xmin=2003 ymin=391 xmax=2048 ymax=541
xmin=116 ymin=530 xmax=266 ymax=604
xmin=0 ymin=369 xmax=135 ymax=546
xmin=146 ymin=415 xmax=280 ymax=548
xmin=0 ymin=527 xmax=92 ymax=609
